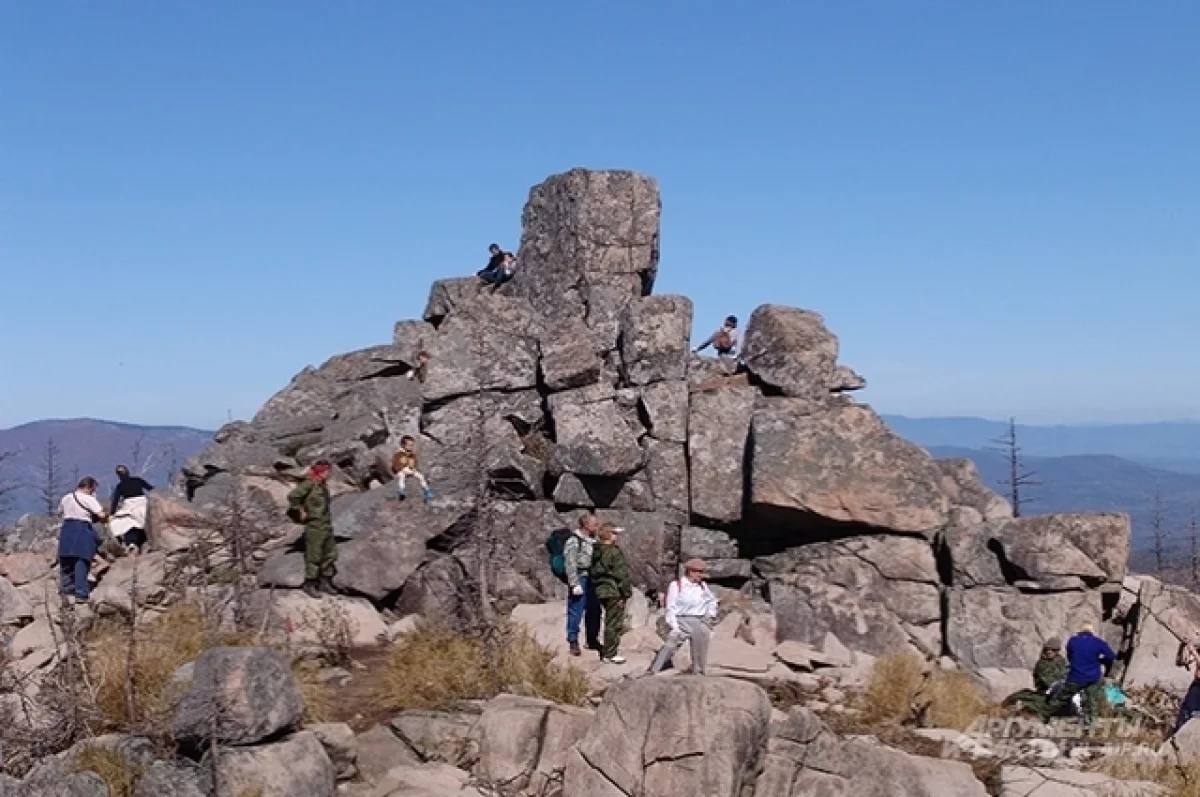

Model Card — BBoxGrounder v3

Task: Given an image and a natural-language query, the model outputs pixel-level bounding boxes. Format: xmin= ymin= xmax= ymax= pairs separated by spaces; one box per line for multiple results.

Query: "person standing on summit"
xmin=695 ymin=315 xmax=740 ymax=358
xmin=287 ymin=461 xmax=337 ymax=598
xmin=563 ymin=513 xmax=603 ymax=656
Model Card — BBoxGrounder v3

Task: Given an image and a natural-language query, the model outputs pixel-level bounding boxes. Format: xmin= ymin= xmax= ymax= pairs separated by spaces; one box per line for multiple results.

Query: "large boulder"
xmin=688 ymin=384 xmax=759 ymax=523
xmin=133 ymin=761 xmax=205 ymax=797
xmin=759 ymin=535 xmax=943 ymax=657
xmin=0 ymin=575 xmax=33 ymax=625
xmin=475 ymin=694 xmax=591 ymax=792
xmin=639 ymin=380 xmax=688 ymax=444
xmin=173 ymin=646 xmax=303 ymax=747
xmin=421 ymin=297 xmax=542 ymax=402
xmin=563 ymin=676 xmax=771 ymax=797
xmin=998 ymin=766 xmax=1165 ymax=796
xmin=201 ymin=731 xmax=335 ymax=797
xmin=539 ymin=318 xmax=604 ymax=391
xmin=945 ymin=587 xmax=1103 ymax=670
xmin=750 ymin=401 xmax=951 ymax=535
xmin=549 ymin=399 xmax=645 ymax=477
xmin=1123 ymin=576 xmax=1200 ymax=690
xmin=740 ymin=305 xmax=859 ymax=399
xmin=619 ymin=295 xmax=692 ymax=385
xmin=937 ymin=458 xmax=1012 ymax=523
xmin=514 ymin=169 xmax=661 ymax=346
xmin=757 ymin=708 xmax=988 ymax=796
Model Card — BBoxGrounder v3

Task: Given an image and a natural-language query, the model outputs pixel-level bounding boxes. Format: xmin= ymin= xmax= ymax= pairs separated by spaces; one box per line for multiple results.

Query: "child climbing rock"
xmin=392 ymin=435 xmax=433 ymax=502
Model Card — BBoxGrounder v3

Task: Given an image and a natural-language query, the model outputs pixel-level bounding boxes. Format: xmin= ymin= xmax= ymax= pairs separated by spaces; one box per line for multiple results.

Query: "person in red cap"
xmin=287 ymin=460 xmax=337 ymax=597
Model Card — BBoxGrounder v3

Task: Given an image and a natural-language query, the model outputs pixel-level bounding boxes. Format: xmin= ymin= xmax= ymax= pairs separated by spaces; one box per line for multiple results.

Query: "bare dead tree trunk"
xmin=990 ymin=417 xmax=1040 ymax=518
xmin=0 ymin=449 xmax=16 ymax=512
xmin=124 ymin=555 xmax=141 ymax=727
xmin=40 ymin=437 xmax=64 ymax=515
xmin=1191 ymin=512 xmax=1200 ymax=590
xmin=1151 ymin=490 xmax=1168 ymax=578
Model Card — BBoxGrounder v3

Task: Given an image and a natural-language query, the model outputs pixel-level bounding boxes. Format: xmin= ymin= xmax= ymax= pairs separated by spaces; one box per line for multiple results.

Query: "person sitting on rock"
xmin=58 ymin=476 xmax=109 ymax=603
xmin=1005 ymin=637 xmax=1066 ymax=714
xmin=590 ymin=524 xmax=632 ymax=665
xmin=695 ymin=315 xmax=739 ymax=357
xmin=392 ymin=435 xmax=433 ymax=502
xmin=287 ymin=460 xmax=337 ymax=598
xmin=477 ymin=243 xmax=516 ymax=286
xmin=1038 ymin=623 xmax=1115 ymax=723
xmin=407 ymin=350 xmax=430 ymax=384
xmin=564 ymin=513 xmax=602 ymax=657
xmin=1172 ymin=639 xmax=1200 ymax=735
xmin=109 ymin=464 xmax=153 ymax=553
xmin=648 ymin=558 xmax=719 ymax=676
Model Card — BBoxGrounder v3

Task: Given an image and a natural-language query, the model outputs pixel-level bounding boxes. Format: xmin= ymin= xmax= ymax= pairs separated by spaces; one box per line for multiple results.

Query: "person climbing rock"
xmin=695 ymin=315 xmax=739 ymax=357
xmin=1039 ymin=623 xmax=1115 ymax=723
xmin=563 ymin=513 xmax=602 ymax=656
xmin=407 ymin=350 xmax=430 ymax=383
xmin=109 ymin=464 xmax=152 ymax=552
xmin=590 ymin=524 xmax=632 ymax=664
xmin=391 ymin=435 xmax=433 ymax=502
xmin=649 ymin=558 xmax=719 ymax=676
xmin=477 ymin=243 xmax=516 ymax=286
xmin=287 ymin=461 xmax=337 ymax=598
xmin=58 ymin=477 xmax=109 ymax=603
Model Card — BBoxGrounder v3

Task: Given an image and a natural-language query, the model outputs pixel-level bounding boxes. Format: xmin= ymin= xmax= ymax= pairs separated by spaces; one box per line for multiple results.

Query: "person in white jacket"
xmin=648 ymin=558 xmax=719 ymax=675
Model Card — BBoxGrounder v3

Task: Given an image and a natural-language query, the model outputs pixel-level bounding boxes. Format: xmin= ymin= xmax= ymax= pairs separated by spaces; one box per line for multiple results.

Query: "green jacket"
xmin=590 ymin=543 xmax=632 ymax=600
xmin=1034 ymin=655 xmax=1067 ymax=693
xmin=287 ymin=479 xmax=332 ymax=532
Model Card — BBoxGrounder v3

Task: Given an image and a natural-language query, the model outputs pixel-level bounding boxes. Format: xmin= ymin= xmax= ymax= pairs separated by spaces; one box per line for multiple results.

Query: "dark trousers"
xmin=565 ymin=575 xmax=601 ymax=646
xmin=1175 ymin=681 xmax=1200 ymax=734
xmin=1041 ymin=679 xmax=1102 ymax=721
xmin=600 ymin=597 xmax=627 ymax=659
xmin=59 ymin=556 xmax=91 ymax=599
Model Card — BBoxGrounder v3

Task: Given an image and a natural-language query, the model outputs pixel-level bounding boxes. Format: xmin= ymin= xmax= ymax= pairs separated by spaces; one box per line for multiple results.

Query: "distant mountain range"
xmin=885 ymin=415 xmax=1200 ymax=561
xmin=0 ymin=419 xmax=212 ymax=524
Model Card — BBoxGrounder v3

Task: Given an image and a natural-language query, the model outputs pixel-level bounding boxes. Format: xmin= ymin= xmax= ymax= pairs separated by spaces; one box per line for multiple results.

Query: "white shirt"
xmin=60 ymin=491 xmax=104 ymax=522
xmin=664 ymin=577 xmax=718 ymax=631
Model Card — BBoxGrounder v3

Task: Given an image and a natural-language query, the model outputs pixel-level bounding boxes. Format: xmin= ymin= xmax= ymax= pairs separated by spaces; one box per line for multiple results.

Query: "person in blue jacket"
xmin=58 ymin=477 xmax=108 ymax=602
xmin=1039 ymin=623 xmax=1116 ymax=721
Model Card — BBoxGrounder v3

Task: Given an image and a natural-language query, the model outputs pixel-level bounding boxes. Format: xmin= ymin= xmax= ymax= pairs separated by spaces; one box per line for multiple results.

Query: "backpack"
xmin=545 ymin=529 xmax=572 ymax=583
xmin=714 ymin=327 xmax=733 ymax=350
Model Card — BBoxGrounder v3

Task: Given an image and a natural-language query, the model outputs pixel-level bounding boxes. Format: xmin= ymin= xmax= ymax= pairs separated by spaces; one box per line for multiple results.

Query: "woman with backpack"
xmin=694 ymin=315 xmax=739 ymax=358
xmin=648 ymin=558 xmax=719 ymax=675
xmin=590 ymin=524 xmax=632 ymax=665
xmin=58 ymin=476 xmax=109 ymax=602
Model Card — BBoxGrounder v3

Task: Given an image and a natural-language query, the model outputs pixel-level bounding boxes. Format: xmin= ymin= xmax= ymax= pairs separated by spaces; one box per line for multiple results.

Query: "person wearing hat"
xmin=287 ymin=460 xmax=337 ymax=598
xmin=1039 ymin=622 xmax=1115 ymax=722
xmin=648 ymin=558 xmax=719 ymax=676
xmin=1172 ymin=638 xmax=1200 ymax=735
xmin=1005 ymin=637 xmax=1068 ymax=713
xmin=589 ymin=523 xmax=632 ymax=664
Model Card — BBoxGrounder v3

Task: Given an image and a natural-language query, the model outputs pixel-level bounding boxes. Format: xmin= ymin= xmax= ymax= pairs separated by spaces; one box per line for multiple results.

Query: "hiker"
xmin=407 ymin=350 xmax=430 ymax=384
xmin=1173 ymin=639 xmax=1200 ymax=735
xmin=1039 ymin=623 xmax=1116 ymax=722
xmin=590 ymin=524 xmax=632 ymax=664
xmin=1004 ymin=637 xmax=1067 ymax=714
xmin=648 ymin=558 xmax=719 ymax=676
xmin=287 ymin=460 xmax=337 ymax=598
xmin=391 ymin=435 xmax=433 ymax=502
xmin=563 ymin=513 xmax=602 ymax=656
xmin=58 ymin=477 xmax=108 ymax=602
xmin=477 ymin=243 xmax=516 ymax=286
xmin=694 ymin=315 xmax=739 ymax=357
xmin=109 ymin=464 xmax=152 ymax=552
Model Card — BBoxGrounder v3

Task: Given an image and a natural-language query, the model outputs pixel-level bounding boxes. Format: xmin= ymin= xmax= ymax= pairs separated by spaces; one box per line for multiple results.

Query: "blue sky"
xmin=2 ymin=2 xmax=1197 ymax=430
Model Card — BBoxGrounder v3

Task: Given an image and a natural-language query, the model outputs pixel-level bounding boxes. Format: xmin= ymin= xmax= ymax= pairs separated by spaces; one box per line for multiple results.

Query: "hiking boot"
xmin=318 ymin=576 xmax=337 ymax=595
xmin=569 ymin=641 xmax=582 ymax=657
xmin=603 ymin=655 xmax=627 ymax=665
xmin=397 ymin=490 xmax=407 ymax=501
xmin=585 ymin=639 xmax=602 ymax=651
xmin=302 ymin=580 xmax=322 ymax=599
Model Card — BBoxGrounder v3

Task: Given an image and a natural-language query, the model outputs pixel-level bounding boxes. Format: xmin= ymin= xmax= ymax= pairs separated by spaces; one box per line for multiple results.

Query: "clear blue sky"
xmin=2 ymin=2 xmax=1197 ymax=430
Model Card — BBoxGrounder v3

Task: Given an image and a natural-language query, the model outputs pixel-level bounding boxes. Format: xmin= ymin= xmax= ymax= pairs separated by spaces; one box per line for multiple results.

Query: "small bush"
xmin=73 ymin=745 xmax=142 ymax=797
xmin=302 ymin=601 xmax=358 ymax=666
xmin=293 ymin=659 xmax=334 ymax=723
xmin=87 ymin=602 xmax=254 ymax=735
xmin=862 ymin=652 xmax=927 ymax=725
xmin=921 ymin=668 xmax=990 ymax=730
xmin=377 ymin=620 xmax=588 ymax=711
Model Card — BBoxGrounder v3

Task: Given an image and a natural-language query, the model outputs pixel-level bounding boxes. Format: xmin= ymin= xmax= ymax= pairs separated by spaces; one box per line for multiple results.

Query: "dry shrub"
xmin=922 ymin=668 xmax=991 ymax=730
xmin=87 ymin=602 xmax=254 ymax=734
xmin=862 ymin=652 xmax=927 ymax=725
xmin=302 ymin=601 xmax=358 ymax=666
xmin=73 ymin=744 xmax=143 ymax=797
xmin=293 ymin=659 xmax=334 ymax=723
xmin=377 ymin=620 xmax=587 ymax=711
xmin=1093 ymin=755 xmax=1200 ymax=797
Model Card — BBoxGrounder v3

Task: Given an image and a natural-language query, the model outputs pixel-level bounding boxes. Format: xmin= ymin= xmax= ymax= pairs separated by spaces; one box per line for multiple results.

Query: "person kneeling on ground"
xmin=287 ymin=460 xmax=337 ymax=598
xmin=58 ymin=477 xmax=109 ymax=603
xmin=590 ymin=523 xmax=632 ymax=665
xmin=1038 ymin=622 xmax=1115 ymax=723
xmin=695 ymin=315 xmax=739 ymax=357
xmin=1005 ymin=637 xmax=1066 ymax=714
xmin=648 ymin=558 xmax=719 ymax=676
xmin=392 ymin=435 xmax=433 ymax=502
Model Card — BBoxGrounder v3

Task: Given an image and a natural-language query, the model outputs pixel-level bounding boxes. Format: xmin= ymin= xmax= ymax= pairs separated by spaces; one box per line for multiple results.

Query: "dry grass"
xmin=86 ymin=602 xmax=255 ymax=735
xmin=860 ymin=653 xmax=991 ymax=731
xmin=293 ymin=659 xmax=335 ymax=723
xmin=922 ymin=668 xmax=991 ymax=730
xmin=73 ymin=745 xmax=143 ymax=797
xmin=376 ymin=620 xmax=588 ymax=711
xmin=862 ymin=652 xmax=928 ymax=725
xmin=1093 ymin=755 xmax=1200 ymax=797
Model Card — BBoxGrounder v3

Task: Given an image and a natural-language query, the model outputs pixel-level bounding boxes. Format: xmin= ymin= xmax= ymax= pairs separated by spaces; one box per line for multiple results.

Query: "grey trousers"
xmin=650 ymin=616 xmax=712 ymax=675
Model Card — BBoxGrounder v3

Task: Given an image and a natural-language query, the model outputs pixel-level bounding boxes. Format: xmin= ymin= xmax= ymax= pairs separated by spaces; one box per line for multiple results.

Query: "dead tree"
xmin=39 ymin=437 xmax=65 ymax=514
xmin=1189 ymin=511 xmax=1199 ymax=590
xmin=1150 ymin=490 xmax=1169 ymax=578
xmin=990 ymin=417 xmax=1040 ymax=518
xmin=0 ymin=449 xmax=16 ymax=511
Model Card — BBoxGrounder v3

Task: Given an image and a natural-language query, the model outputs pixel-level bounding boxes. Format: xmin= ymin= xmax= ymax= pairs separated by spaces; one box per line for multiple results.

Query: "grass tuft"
xmin=73 ymin=745 xmax=143 ymax=797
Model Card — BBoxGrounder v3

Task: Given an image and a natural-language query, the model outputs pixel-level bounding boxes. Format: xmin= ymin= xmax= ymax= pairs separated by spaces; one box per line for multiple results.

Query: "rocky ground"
xmin=4 ymin=167 xmax=1200 ymax=796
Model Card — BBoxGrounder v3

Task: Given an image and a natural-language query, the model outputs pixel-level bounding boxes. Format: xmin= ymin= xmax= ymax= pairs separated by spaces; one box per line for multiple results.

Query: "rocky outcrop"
xmin=563 ymin=676 xmax=771 ymax=797
xmin=173 ymin=647 xmax=303 ymax=748
xmin=201 ymin=731 xmax=335 ymax=797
